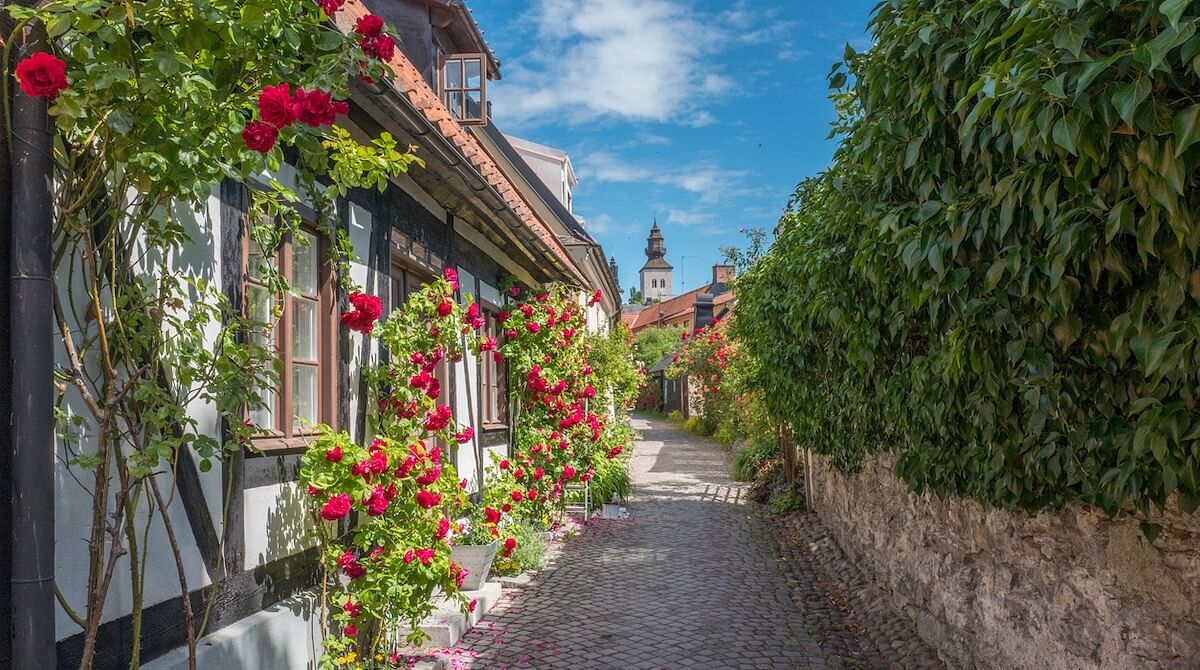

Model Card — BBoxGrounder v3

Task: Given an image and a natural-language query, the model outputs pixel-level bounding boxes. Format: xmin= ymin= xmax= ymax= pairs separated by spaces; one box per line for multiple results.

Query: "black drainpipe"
xmin=8 ymin=23 xmax=57 ymax=670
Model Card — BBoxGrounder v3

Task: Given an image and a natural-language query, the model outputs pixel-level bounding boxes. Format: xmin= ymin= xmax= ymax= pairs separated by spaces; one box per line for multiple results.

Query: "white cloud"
xmin=490 ymin=0 xmax=730 ymax=128
xmin=665 ymin=208 xmax=716 ymax=227
xmin=580 ymin=212 xmax=641 ymax=236
xmin=577 ymin=151 xmax=748 ymax=204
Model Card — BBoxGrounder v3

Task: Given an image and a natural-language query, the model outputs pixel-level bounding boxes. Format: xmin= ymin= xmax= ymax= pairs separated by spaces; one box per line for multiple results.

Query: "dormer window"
xmin=440 ymin=53 xmax=487 ymax=124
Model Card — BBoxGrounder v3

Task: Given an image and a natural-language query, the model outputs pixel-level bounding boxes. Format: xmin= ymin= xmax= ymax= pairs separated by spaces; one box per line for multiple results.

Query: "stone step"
xmin=399 ymin=580 xmax=503 ymax=649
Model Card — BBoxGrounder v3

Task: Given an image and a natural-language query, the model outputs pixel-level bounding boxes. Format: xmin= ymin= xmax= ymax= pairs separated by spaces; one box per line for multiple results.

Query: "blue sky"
xmin=470 ymin=0 xmax=878 ymax=296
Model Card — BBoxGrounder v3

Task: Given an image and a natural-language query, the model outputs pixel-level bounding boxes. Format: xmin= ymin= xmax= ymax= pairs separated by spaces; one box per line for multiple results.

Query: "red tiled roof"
xmin=628 ymin=285 xmax=712 ymax=332
xmin=335 ymin=3 xmax=584 ymax=284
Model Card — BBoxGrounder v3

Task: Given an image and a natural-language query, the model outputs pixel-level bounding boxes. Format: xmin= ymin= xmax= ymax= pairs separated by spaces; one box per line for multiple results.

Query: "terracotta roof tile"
xmin=334 ymin=2 xmax=583 ymax=284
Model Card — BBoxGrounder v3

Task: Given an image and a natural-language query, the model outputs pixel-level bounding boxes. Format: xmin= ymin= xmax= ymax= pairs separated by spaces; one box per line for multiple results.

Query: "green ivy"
xmin=735 ymin=0 xmax=1200 ymax=520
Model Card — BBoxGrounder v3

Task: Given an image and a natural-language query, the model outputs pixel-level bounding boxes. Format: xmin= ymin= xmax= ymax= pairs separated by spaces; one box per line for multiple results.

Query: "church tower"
xmin=639 ymin=220 xmax=673 ymax=303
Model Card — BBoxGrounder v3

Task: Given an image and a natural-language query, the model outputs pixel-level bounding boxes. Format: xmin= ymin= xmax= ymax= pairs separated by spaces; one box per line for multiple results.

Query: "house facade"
xmin=0 ymin=2 xmax=613 ymax=668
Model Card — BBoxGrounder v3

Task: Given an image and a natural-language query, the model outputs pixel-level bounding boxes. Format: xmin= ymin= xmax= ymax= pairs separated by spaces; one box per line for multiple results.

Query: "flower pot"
xmin=450 ymin=542 xmax=499 ymax=591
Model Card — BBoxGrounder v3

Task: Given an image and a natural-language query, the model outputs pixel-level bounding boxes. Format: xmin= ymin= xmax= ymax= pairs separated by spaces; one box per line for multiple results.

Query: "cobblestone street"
xmin=430 ymin=418 xmax=940 ymax=669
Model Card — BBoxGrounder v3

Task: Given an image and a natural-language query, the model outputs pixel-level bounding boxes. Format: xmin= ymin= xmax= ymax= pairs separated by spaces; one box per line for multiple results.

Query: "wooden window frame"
xmin=478 ymin=305 xmax=508 ymax=431
xmin=390 ymin=252 xmax=452 ymax=441
xmin=244 ymin=219 xmax=338 ymax=452
xmin=438 ymin=53 xmax=488 ymax=125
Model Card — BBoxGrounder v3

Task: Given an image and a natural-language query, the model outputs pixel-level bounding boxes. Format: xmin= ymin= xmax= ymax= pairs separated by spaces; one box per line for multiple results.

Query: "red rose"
xmin=526 ymin=322 xmax=541 ymax=334
xmin=455 ymin=426 xmax=474 ymax=444
xmin=355 ymin=14 xmax=385 ymax=38
xmin=242 ymin=121 xmax=278 ymax=154
xmin=341 ymin=291 xmax=383 ymax=334
xmin=485 ymin=507 xmax=501 ymax=524
xmin=15 ymin=52 xmax=68 ymax=98
xmin=480 ymin=336 xmax=497 ymax=352
xmin=361 ymin=35 xmax=395 ymax=61
xmin=316 ymin=0 xmax=344 ymax=14
xmin=416 ymin=547 xmax=436 ymax=566
xmin=363 ymin=485 xmax=390 ymax=516
xmin=293 ymin=88 xmax=346 ymax=127
xmin=320 ymin=493 xmax=352 ymax=521
xmin=258 ymin=83 xmax=296 ymax=127
xmin=416 ymin=464 xmax=442 ymax=487
xmin=325 ymin=446 xmax=344 ymax=462
xmin=510 ymin=490 xmax=524 ymax=503
xmin=343 ymin=624 xmax=358 ymax=638
xmin=499 ymin=459 xmax=510 ymax=470
xmin=424 ymin=405 xmax=453 ymax=431
xmin=443 ymin=267 xmax=460 ymax=291
xmin=436 ymin=299 xmax=454 ymax=318
xmin=343 ymin=600 xmax=362 ymax=618
xmin=416 ymin=490 xmax=442 ymax=509
xmin=436 ymin=516 xmax=451 ymax=540
xmin=501 ymin=503 xmax=512 ymax=513
xmin=509 ymin=286 xmax=522 ymax=298
xmin=502 ymin=537 xmax=517 ymax=557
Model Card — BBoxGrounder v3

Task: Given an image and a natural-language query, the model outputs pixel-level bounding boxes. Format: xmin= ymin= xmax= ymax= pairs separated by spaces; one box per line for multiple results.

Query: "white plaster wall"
xmin=346 ymin=202 xmax=381 ymax=444
xmin=54 ymin=193 xmax=224 ymax=639
xmin=453 ymin=267 xmax=482 ymax=494
xmin=144 ymin=591 xmax=323 ymax=670
xmin=242 ymin=482 xmax=320 ymax=570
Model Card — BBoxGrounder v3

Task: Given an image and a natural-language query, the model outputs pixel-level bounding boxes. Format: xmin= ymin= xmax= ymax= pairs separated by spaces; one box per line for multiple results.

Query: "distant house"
xmin=626 ymin=264 xmax=737 ymax=335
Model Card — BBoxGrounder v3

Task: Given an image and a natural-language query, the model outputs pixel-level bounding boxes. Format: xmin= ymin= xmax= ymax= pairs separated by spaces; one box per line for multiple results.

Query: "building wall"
xmin=808 ymin=453 xmax=1200 ymax=670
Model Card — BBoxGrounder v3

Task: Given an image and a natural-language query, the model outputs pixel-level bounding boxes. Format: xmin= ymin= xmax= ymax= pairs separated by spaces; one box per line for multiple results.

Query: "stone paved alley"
xmin=429 ymin=418 xmax=941 ymax=669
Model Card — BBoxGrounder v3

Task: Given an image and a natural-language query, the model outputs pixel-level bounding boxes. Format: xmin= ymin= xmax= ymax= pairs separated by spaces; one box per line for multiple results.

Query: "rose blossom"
xmin=320 ymin=493 xmax=352 ymax=521
xmin=241 ymin=121 xmax=278 ymax=153
xmin=436 ymin=298 xmax=454 ymax=318
xmin=485 ymin=507 xmax=501 ymax=524
xmin=443 ymin=267 xmax=460 ymax=291
xmin=455 ymin=426 xmax=474 ymax=444
xmin=325 ymin=445 xmax=344 ymax=462
xmin=258 ymin=83 xmax=296 ymax=127
xmin=364 ymin=485 xmax=390 ymax=516
xmin=416 ymin=490 xmax=442 ymax=509
xmin=435 ymin=517 xmax=451 ymax=540
xmin=292 ymin=87 xmax=348 ymax=127
xmin=15 ymin=52 xmax=69 ymax=98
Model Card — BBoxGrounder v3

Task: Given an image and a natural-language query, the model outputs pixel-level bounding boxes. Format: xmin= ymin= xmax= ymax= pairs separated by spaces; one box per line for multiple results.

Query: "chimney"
xmin=712 ymin=264 xmax=735 ymax=285
xmin=694 ymin=293 xmax=715 ymax=331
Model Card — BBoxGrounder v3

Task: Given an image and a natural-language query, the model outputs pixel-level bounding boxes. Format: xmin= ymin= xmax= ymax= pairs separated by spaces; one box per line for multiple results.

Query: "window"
xmin=390 ymin=256 xmax=450 ymax=420
xmin=245 ymin=223 xmax=337 ymax=448
xmin=440 ymin=53 xmax=487 ymax=124
xmin=479 ymin=308 xmax=508 ymax=429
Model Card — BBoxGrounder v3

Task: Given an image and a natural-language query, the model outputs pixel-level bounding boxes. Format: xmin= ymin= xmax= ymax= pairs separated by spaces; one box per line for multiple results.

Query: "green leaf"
xmin=1113 ymin=79 xmax=1152 ymax=126
xmin=1173 ymin=104 xmax=1200 ymax=156
xmin=1107 ymin=199 xmax=1134 ymax=242
xmin=1162 ymin=0 xmax=1192 ymax=30
xmin=1139 ymin=521 xmax=1163 ymax=543
xmin=1052 ymin=19 xmax=1087 ymax=58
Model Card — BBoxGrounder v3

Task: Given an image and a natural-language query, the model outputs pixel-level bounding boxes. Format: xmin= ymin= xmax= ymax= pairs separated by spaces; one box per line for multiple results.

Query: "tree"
xmin=627 ymin=286 xmax=644 ymax=304
xmin=633 ymin=326 xmax=684 ymax=369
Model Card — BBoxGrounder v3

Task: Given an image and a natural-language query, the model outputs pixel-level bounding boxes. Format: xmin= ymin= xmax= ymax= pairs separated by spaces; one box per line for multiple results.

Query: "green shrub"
xmin=714 ymin=422 xmax=739 ymax=446
xmin=735 ymin=0 xmax=1200 ymax=521
xmin=667 ymin=410 xmax=683 ymax=424
xmin=768 ymin=489 xmax=805 ymax=515
xmin=732 ymin=437 xmax=778 ymax=482
xmin=589 ymin=455 xmax=632 ymax=508
xmin=492 ymin=521 xmax=547 ymax=577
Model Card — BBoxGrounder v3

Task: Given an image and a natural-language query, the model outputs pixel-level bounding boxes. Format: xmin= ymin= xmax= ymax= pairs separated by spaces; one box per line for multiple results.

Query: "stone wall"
xmin=807 ymin=453 xmax=1200 ymax=670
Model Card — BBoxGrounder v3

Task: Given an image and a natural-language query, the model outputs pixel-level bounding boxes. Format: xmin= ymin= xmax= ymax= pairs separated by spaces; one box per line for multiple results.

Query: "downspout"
xmin=8 ymin=23 xmax=57 ymax=670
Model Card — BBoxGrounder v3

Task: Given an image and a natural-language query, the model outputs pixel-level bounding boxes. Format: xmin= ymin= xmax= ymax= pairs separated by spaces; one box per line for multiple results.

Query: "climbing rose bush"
xmin=301 ymin=271 xmax=483 ymax=664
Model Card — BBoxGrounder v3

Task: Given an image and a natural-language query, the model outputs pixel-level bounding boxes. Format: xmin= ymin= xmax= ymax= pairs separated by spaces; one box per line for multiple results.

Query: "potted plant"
xmin=450 ymin=505 xmax=502 ymax=591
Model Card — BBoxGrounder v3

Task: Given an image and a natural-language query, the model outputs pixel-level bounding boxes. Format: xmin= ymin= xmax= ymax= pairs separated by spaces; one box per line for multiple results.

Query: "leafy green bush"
xmin=736 ymin=0 xmax=1200 ymax=522
xmin=732 ymin=437 xmax=778 ymax=482
xmin=589 ymin=454 xmax=632 ymax=508
xmin=667 ymin=410 xmax=684 ymax=424
xmin=683 ymin=417 xmax=708 ymax=435
xmin=491 ymin=521 xmax=547 ymax=577
xmin=768 ymin=490 xmax=805 ymax=515
xmin=714 ymin=422 xmax=739 ymax=446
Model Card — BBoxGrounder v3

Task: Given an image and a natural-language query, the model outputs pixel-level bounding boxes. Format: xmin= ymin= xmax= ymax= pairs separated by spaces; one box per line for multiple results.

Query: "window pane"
xmin=293 ymin=364 xmax=318 ymax=431
xmin=465 ymin=58 xmax=481 ymax=89
xmin=246 ymin=284 xmax=274 ymax=335
xmin=293 ymin=231 xmax=319 ymax=295
xmin=292 ymin=297 xmax=317 ymax=361
xmin=465 ymin=89 xmax=482 ymax=121
xmin=248 ymin=240 xmax=272 ymax=281
xmin=444 ymin=59 xmax=462 ymax=89
xmin=447 ymin=92 xmax=463 ymax=119
xmin=249 ymin=387 xmax=274 ymax=430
